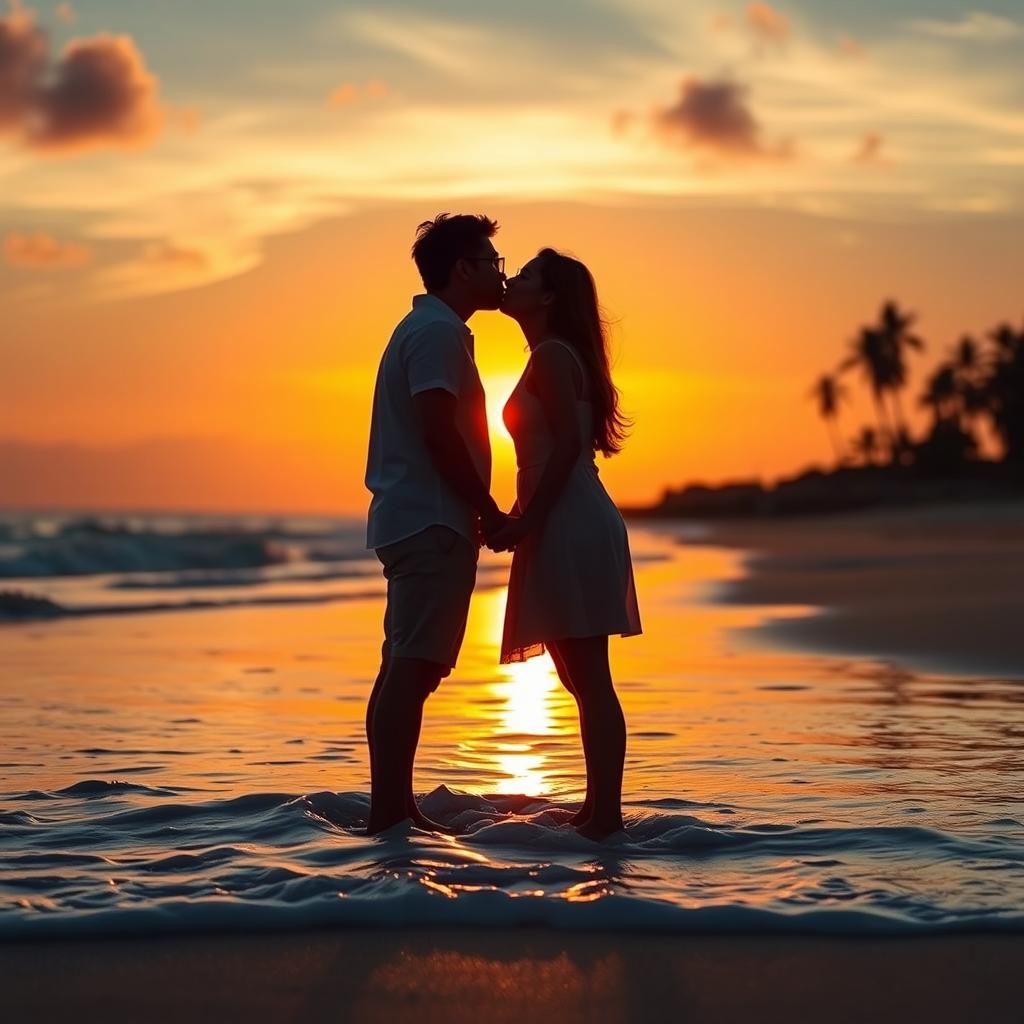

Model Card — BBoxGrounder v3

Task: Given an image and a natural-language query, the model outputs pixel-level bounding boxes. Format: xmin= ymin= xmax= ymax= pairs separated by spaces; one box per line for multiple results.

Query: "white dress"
xmin=499 ymin=339 xmax=642 ymax=664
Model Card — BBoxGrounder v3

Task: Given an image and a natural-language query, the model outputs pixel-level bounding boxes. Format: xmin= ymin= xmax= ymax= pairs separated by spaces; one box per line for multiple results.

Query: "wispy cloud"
xmin=340 ymin=9 xmax=492 ymax=81
xmin=3 ymin=230 xmax=92 ymax=267
xmin=909 ymin=11 xmax=1021 ymax=42
xmin=850 ymin=131 xmax=886 ymax=165
xmin=326 ymin=79 xmax=388 ymax=110
xmin=745 ymin=3 xmax=790 ymax=45
xmin=3 ymin=0 xmax=1023 ymax=303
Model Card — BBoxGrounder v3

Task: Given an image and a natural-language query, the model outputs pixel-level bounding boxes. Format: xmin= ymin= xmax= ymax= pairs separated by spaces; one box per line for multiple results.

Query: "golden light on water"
xmin=486 ymin=587 xmax=566 ymax=795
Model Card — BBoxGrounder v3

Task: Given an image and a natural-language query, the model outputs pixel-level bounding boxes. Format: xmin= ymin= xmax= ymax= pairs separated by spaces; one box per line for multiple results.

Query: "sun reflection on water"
xmin=485 ymin=586 xmax=565 ymax=795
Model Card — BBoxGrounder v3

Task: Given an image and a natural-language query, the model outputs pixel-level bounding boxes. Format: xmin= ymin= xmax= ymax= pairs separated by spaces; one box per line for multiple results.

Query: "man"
xmin=363 ymin=212 xmax=507 ymax=834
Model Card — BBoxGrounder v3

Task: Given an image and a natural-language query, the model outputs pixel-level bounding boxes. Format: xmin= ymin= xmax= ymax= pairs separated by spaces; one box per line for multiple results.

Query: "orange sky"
xmin=2 ymin=2 xmax=1022 ymax=514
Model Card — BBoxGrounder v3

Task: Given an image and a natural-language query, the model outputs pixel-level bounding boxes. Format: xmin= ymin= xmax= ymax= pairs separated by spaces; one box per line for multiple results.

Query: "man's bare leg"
xmin=366 ymin=655 xmax=449 ymax=834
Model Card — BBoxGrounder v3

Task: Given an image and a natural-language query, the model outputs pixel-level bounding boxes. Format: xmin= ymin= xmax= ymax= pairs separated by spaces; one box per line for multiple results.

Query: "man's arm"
xmin=413 ymin=389 xmax=505 ymax=534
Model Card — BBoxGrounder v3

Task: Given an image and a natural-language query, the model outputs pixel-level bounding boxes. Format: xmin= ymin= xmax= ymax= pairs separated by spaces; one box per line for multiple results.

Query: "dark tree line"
xmin=812 ymin=301 xmax=1024 ymax=474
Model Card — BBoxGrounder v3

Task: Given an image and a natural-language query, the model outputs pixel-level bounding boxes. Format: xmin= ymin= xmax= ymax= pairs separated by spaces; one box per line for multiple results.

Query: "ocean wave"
xmin=0 ymin=514 xmax=370 ymax=580
xmin=0 ymin=527 xmax=284 ymax=579
xmin=107 ymin=567 xmax=366 ymax=589
xmin=3 ymin=784 xmax=1023 ymax=939
xmin=0 ymin=587 xmax=385 ymax=623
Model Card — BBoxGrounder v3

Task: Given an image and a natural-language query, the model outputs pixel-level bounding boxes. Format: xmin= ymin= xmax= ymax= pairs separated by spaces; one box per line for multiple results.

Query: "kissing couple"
xmin=364 ymin=213 xmax=642 ymax=840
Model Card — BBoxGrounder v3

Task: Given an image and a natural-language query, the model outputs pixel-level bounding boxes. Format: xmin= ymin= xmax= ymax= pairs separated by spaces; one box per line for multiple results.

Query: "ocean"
xmin=1 ymin=511 xmax=1022 ymax=937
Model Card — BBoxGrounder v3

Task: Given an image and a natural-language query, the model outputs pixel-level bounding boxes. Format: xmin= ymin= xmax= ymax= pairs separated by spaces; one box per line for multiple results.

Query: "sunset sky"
xmin=2 ymin=0 xmax=1022 ymax=514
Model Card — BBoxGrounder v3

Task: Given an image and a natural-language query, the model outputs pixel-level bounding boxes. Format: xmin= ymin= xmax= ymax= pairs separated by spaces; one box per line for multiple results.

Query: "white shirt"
xmin=365 ymin=294 xmax=491 ymax=550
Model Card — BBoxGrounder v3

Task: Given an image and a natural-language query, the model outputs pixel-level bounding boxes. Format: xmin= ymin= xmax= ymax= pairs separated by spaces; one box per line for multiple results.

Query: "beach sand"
xmin=699 ymin=501 xmax=1024 ymax=679
xmin=4 ymin=928 xmax=1023 ymax=1023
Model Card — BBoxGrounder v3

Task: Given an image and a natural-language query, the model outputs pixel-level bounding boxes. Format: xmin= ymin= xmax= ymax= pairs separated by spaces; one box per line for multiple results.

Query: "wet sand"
xmin=699 ymin=501 xmax=1024 ymax=679
xmin=4 ymin=928 xmax=1024 ymax=1023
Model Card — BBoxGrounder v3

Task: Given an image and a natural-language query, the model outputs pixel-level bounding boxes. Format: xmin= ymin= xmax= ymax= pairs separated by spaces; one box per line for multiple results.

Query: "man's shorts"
xmin=375 ymin=525 xmax=478 ymax=678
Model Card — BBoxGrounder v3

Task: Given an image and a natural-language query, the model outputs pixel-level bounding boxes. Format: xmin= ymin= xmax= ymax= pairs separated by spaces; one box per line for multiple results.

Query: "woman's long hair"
xmin=536 ymin=248 xmax=631 ymax=457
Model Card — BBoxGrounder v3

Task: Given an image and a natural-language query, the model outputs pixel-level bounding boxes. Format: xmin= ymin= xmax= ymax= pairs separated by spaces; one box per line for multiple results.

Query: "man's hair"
xmin=411 ymin=213 xmax=498 ymax=291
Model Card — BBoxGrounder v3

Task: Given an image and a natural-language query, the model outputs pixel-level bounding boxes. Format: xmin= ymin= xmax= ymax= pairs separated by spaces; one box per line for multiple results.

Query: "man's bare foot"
xmin=575 ymin=818 xmax=625 ymax=842
xmin=410 ymin=808 xmax=454 ymax=834
xmin=365 ymin=812 xmax=411 ymax=836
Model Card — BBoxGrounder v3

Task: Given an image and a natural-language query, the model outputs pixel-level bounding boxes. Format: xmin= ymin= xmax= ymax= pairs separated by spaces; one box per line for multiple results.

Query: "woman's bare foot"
xmin=409 ymin=805 xmax=454 ymax=834
xmin=569 ymin=805 xmax=593 ymax=826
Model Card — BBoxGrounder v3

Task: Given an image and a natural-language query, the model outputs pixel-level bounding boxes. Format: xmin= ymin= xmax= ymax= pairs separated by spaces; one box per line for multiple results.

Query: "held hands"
xmin=483 ymin=509 xmax=532 ymax=553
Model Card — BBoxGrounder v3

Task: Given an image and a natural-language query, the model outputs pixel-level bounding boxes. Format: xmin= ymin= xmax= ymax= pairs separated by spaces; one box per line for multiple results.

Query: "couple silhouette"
xmin=364 ymin=213 xmax=641 ymax=840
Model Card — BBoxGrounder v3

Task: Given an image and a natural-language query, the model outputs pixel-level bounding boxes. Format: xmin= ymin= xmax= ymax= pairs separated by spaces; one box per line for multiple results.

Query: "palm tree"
xmin=953 ymin=334 xmax=980 ymax=374
xmin=809 ymin=373 xmax=847 ymax=465
xmin=840 ymin=326 xmax=894 ymax=458
xmin=985 ymin=320 xmax=1024 ymax=465
xmin=852 ymin=426 xmax=880 ymax=467
xmin=876 ymin=300 xmax=925 ymax=456
xmin=990 ymin=322 xmax=1020 ymax=359
xmin=920 ymin=363 xmax=958 ymax=425
xmin=950 ymin=334 xmax=985 ymax=433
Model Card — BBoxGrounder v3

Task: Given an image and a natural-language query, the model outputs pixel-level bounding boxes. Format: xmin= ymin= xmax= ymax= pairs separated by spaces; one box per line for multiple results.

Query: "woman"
xmin=487 ymin=248 xmax=642 ymax=840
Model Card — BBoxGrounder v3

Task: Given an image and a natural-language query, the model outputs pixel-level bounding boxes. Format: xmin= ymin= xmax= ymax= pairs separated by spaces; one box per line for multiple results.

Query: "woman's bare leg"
xmin=553 ymin=635 xmax=625 ymax=840
xmin=547 ymin=643 xmax=593 ymax=825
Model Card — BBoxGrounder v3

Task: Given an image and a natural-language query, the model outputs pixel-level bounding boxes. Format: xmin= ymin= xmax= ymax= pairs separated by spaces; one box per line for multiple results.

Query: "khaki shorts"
xmin=376 ymin=525 xmax=478 ymax=678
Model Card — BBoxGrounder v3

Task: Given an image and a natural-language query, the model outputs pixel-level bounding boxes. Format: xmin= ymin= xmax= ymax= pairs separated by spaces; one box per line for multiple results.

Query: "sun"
xmin=482 ymin=372 xmax=521 ymax=448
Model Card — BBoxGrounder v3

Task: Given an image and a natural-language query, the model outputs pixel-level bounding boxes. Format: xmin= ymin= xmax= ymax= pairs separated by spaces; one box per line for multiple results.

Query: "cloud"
xmin=836 ymin=34 xmax=866 ymax=59
xmin=610 ymin=108 xmax=634 ymax=136
xmin=745 ymin=3 xmax=789 ymax=45
xmin=326 ymin=78 xmax=388 ymax=110
xmin=327 ymin=83 xmax=357 ymax=109
xmin=652 ymin=77 xmax=793 ymax=160
xmin=140 ymin=241 xmax=208 ymax=272
xmin=0 ymin=1 xmax=47 ymax=131
xmin=851 ymin=132 xmax=886 ymax=165
xmin=0 ymin=3 xmax=162 ymax=153
xmin=909 ymin=11 xmax=1021 ymax=42
xmin=342 ymin=10 xmax=491 ymax=81
xmin=54 ymin=2 xmax=74 ymax=24
xmin=708 ymin=4 xmax=789 ymax=46
xmin=3 ymin=229 xmax=92 ymax=267
xmin=29 ymin=34 xmax=163 ymax=151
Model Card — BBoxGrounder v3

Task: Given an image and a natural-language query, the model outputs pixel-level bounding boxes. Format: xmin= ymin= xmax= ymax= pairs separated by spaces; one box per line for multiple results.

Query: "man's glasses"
xmin=465 ymin=256 xmax=505 ymax=274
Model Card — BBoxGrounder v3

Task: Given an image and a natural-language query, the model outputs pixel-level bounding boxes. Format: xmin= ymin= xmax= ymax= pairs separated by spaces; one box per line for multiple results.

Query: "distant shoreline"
xmin=673 ymin=500 xmax=1024 ymax=681
xmin=622 ymin=461 xmax=1023 ymax=521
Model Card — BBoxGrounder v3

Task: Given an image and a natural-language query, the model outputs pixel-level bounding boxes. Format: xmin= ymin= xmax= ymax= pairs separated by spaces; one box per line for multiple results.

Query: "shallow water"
xmin=1 ymin=514 xmax=1022 ymax=936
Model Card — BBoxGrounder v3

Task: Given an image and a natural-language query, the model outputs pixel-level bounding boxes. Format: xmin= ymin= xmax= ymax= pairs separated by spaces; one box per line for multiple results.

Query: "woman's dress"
xmin=499 ymin=338 xmax=642 ymax=663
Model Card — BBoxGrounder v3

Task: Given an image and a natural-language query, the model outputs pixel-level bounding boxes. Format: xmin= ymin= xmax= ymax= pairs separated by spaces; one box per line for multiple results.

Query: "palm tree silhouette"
xmin=852 ymin=426 xmax=880 ymax=467
xmin=986 ymin=321 xmax=1024 ymax=465
xmin=876 ymin=300 xmax=924 ymax=459
xmin=840 ymin=326 xmax=894 ymax=458
xmin=949 ymin=334 xmax=985 ymax=433
xmin=953 ymin=334 xmax=980 ymax=374
xmin=920 ymin=363 xmax=958 ymax=425
xmin=810 ymin=373 xmax=847 ymax=465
